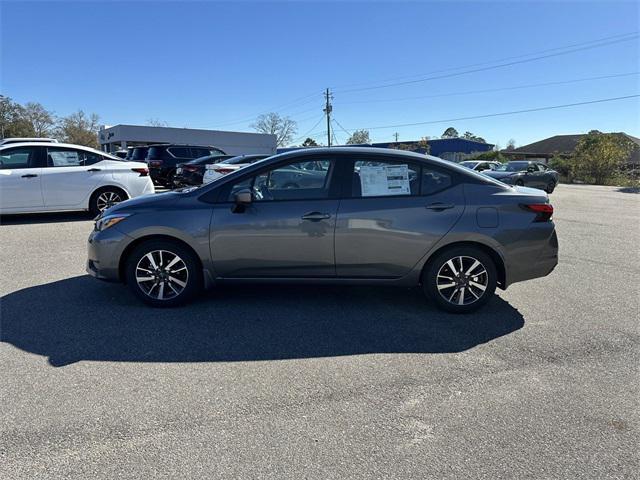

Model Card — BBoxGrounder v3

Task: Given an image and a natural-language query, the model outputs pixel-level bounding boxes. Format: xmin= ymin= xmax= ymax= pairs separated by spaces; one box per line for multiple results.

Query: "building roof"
xmin=508 ymin=132 xmax=640 ymax=155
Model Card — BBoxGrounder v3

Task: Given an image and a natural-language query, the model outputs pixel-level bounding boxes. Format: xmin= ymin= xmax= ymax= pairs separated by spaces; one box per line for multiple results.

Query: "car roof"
xmin=0 ymin=141 xmax=122 ymax=159
xmin=0 ymin=137 xmax=58 ymax=144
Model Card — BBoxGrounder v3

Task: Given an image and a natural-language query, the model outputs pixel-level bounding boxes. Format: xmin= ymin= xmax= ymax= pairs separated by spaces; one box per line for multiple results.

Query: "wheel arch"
xmin=118 ymin=234 xmax=204 ymax=284
xmin=419 ymin=240 xmax=506 ymax=289
xmin=88 ymin=184 xmax=130 ymax=210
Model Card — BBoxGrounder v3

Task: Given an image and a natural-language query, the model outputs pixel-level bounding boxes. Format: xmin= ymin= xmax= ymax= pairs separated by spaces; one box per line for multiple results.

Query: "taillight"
xmin=214 ymin=168 xmax=235 ymax=175
xmin=148 ymin=160 xmax=163 ymax=167
xmin=183 ymin=165 xmax=199 ymax=172
xmin=521 ymin=203 xmax=553 ymax=222
xmin=131 ymin=167 xmax=149 ymax=176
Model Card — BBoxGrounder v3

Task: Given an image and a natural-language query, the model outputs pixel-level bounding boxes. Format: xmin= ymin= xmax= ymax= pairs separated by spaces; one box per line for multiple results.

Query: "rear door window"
xmin=169 ymin=147 xmax=191 ymax=158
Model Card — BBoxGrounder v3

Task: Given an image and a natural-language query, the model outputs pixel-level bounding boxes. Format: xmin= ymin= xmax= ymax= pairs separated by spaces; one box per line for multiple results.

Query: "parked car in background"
xmin=87 ymin=147 xmax=558 ymax=314
xmin=0 ymin=137 xmax=58 ymax=145
xmin=145 ymin=144 xmax=226 ymax=187
xmin=0 ymin=142 xmax=154 ymax=215
xmin=483 ymin=161 xmax=559 ymax=193
xmin=173 ymin=155 xmax=234 ymax=187
xmin=128 ymin=146 xmax=151 ymax=163
xmin=113 ymin=150 xmax=128 ymax=159
xmin=202 ymin=154 xmax=271 ymax=184
xmin=459 ymin=160 xmax=500 ymax=172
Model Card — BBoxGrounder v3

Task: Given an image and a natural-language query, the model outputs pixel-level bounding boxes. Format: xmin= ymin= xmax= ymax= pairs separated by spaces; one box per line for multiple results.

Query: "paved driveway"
xmin=1 ymin=185 xmax=638 ymax=479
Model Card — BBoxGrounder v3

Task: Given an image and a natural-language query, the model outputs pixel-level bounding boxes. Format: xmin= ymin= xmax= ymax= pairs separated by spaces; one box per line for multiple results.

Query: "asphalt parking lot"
xmin=0 ymin=184 xmax=638 ymax=479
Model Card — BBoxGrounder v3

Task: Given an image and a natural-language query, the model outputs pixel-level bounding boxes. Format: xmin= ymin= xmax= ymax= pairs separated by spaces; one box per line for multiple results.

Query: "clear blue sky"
xmin=2 ymin=0 xmax=638 ymax=147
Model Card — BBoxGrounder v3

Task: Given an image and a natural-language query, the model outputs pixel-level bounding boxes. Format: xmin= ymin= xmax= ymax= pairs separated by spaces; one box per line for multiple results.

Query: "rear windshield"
xmin=221 ymin=155 xmax=268 ymax=165
xmin=146 ymin=146 xmax=166 ymax=160
xmin=496 ymin=161 xmax=529 ymax=172
xmin=131 ymin=147 xmax=150 ymax=160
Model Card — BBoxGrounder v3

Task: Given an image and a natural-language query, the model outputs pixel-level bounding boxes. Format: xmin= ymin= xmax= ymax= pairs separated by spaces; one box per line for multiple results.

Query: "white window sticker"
xmin=359 ymin=164 xmax=410 ymax=197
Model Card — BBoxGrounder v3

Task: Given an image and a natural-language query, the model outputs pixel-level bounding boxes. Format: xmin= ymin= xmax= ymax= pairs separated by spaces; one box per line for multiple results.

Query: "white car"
xmin=458 ymin=160 xmax=501 ymax=172
xmin=0 ymin=142 xmax=154 ymax=215
xmin=0 ymin=137 xmax=59 ymax=145
xmin=202 ymin=154 xmax=270 ymax=184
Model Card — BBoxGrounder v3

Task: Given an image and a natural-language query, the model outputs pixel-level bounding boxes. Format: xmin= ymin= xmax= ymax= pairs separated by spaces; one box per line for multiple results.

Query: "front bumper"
xmin=86 ymin=226 xmax=133 ymax=282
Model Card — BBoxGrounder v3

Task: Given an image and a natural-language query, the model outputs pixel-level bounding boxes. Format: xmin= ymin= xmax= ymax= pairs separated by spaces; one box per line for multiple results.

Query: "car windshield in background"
xmin=131 ymin=148 xmax=149 ymax=160
xmin=460 ymin=161 xmax=478 ymax=168
xmin=496 ymin=162 xmax=528 ymax=172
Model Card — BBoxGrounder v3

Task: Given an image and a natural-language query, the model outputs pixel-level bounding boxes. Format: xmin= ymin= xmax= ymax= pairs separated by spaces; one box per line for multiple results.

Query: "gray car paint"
xmin=484 ymin=162 xmax=559 ymax=190
xmin=87 ymin=147 xmax=557 ymax=290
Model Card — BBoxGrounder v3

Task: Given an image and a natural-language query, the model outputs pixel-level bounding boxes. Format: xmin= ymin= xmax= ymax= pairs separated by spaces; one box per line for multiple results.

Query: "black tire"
xmin=125 ymin=239 xmax=203 ymax=307
xmin=545 ymin=181 xmax=556 ymax=194
xmin=515 ymin=179 xmax=525 ymax=186
xmin=422 ymin=246 xmax=497 ymax=313
xmin=89 ymin=187 xmax=127 ymax=216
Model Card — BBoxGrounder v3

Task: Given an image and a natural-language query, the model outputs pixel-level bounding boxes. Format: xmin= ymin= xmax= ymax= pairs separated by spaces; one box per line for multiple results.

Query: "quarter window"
xmin=0 ymin=147 xmax=36 ymax=169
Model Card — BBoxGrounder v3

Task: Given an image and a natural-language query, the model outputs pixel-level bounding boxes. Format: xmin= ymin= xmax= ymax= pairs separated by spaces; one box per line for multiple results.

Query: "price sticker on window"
xmin=359 ymin=164 xmax=410 ymax=197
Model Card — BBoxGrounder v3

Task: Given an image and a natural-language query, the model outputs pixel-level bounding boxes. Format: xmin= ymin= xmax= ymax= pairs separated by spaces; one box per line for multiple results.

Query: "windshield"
xmin=131 ymin=147 xmax=149 ymax=161
xmin=495 ymin=161 xmax=528 ymax=172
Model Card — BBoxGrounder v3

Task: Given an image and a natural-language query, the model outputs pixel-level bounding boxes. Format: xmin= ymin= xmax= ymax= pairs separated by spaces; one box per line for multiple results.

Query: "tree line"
xmin=0 ymin=96 xmax=101 ymax=148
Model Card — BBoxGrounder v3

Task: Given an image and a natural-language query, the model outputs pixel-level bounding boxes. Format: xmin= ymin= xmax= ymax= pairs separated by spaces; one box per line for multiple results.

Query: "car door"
xmin=335 ymin=156 xmax=465 ymax=278
xmin=41 ymin=147 xmax=106 ymax=207
xmin=210 ymin=157 xmax=339 ymax=277
xmin=0 ymin=146 xmax=44 ymax=212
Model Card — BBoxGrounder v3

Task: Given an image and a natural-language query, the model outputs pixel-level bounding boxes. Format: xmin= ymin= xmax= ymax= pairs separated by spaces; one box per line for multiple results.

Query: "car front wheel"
xmin=125 ymin=239 xmax=203 ymax=307
xmin=423 ymin=246 xmax=497 ymax=313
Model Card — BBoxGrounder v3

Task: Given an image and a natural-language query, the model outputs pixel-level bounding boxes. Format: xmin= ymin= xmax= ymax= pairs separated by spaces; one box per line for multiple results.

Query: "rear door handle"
xmin=425 ymin=203 xmax=454 ymax=211
xmin=21 ymin=174 xmax=38 ymax=178
xmin=87 ymin=168 xmax=101 ymax=172
xmin=301 ymin=212 xmax=331 ymax=221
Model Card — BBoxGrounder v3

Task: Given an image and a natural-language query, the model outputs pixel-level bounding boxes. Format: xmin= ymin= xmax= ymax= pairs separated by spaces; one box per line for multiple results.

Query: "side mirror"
xmin=232 ymin=188 xmax=252 ymax=213
xmin=526 ymin=166 xmax=536 ymax=173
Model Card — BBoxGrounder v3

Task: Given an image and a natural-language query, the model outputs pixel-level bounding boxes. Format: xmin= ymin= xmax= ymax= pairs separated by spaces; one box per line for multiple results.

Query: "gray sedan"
xmin=87 ymin=147 xmax=558 ymax=313
xmin=484 ymin=161 xmax=559 ymax=193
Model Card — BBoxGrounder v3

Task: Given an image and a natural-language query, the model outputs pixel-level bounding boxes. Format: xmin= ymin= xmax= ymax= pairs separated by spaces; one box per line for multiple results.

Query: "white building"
xmin=98 ymin=124 xmax=277 ymax=155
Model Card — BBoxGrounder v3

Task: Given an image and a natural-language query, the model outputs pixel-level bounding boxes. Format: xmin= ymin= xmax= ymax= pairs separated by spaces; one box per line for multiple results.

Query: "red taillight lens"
xmin=214 ymin=168 xmax=234 ymax=175
xmin=148 ymin=160 xmax=163 ymax=167
xmin=131 ymin=167 xmax=149 ymax=176
xmin=183 ymin=165 xmax=198 ymax=172
xmin=522 ymin=203 xmax=553 ymax=221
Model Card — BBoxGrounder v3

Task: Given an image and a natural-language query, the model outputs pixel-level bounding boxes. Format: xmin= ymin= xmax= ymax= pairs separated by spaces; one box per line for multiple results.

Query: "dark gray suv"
xmin=87 ymin=147 xmax=558 ymax=313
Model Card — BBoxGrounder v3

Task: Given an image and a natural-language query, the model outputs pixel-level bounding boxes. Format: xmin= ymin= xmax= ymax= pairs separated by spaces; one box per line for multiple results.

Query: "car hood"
xmin=101 ymin=191 xmax=182 ymax=216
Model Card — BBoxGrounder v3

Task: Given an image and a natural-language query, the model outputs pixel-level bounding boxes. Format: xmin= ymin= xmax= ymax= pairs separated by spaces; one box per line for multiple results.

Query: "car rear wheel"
xmin=125 ymin=239 xmax=203 ymax=307
xmin=423 ymin=246 xmax=497 ymax=313
xmin=90 ymin=187 xmax=127 ymax=216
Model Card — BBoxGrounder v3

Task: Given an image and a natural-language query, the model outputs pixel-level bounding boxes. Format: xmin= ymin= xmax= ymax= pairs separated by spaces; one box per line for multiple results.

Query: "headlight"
xmin=95 ymin=214 xmax=131 ymax=231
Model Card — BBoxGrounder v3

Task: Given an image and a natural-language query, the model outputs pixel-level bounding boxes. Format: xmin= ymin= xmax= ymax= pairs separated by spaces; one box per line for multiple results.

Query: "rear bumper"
xmin=505 ymin=226 xmax=558 ymax=287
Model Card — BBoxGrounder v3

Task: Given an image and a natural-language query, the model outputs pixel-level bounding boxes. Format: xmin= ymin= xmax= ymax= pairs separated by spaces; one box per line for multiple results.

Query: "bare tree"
xmin=250 ymin=112 xmax=297 ymax=147
xmin=56 ymin=110 xmax=100 ymax=148
xmin=146 ymin=118 xmax=168 ymax=127
xmin=23 ymin=102 xmax=56 ymax=137
xmin=505 ymin=139 xmax=516 ymax=151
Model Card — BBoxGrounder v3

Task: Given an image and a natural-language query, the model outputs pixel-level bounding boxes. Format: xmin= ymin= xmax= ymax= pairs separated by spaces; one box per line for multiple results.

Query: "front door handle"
xmin=21 ymin=174 xmax=38 ymax=178
xmin=425 ymin=203 xmax=454 ymax=211
xmin=87 ymin=168 xmax=101 ymax=172
xmin=301 ymin=212 xmax=331 ymax=221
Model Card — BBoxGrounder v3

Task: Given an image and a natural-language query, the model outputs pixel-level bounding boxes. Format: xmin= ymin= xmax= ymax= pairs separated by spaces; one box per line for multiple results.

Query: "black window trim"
xmin=0 ymin=145 xmax=44 ymax=169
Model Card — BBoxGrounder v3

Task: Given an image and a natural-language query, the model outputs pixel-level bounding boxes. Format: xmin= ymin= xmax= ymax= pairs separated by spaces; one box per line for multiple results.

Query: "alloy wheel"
xmin=135 ymin=250 xmax=189 ymax=300
xmin=96 ymin=191 xmax=123 ymax=212
xmin=436 ymin=256 xmax=488 ymax=306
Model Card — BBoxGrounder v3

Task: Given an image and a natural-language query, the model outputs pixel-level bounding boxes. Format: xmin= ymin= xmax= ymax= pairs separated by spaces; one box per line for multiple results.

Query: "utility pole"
xmin=393 ymin=132 xmax=399 ymax=142
xmin=323 ymin=88 xmax=333 ymax=147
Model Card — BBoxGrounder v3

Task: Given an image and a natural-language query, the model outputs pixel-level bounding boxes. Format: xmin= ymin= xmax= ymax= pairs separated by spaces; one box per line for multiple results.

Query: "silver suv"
xmin=87 ymin=147 xmax=558 ymax=313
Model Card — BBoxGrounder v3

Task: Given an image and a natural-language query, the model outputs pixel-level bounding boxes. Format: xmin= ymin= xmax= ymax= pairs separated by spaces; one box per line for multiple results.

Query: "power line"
xmin=334 ymin=34 xmax=638 ymax=94
xmin=332 ymin=31 xmax=639 ymax=90
xmin=332 ymin=118 xmax=352 ymax=138
xmin=349 ymin=94 xmax=639 ymax=131
xmin=336 ymin=72 xmax=640 ymax=105
xmin=210 ymin=91 xmax=323 ymax=128
xmin=292 ymin=115 xmax=326 ymax=144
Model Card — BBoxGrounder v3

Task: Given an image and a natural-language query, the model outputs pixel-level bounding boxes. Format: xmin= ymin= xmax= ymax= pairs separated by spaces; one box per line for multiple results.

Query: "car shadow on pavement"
xmin=0 ymin=212 xmax=94 ymax=225
xmin=1 ymin=275 xmax=524 ymax=367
